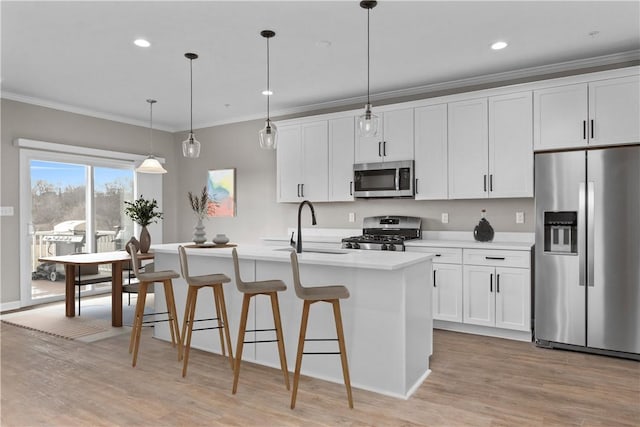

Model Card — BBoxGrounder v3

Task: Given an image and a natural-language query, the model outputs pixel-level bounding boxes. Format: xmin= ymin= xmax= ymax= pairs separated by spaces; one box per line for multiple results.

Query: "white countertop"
xmin=152 ymin=243 xmax=433 ymax=271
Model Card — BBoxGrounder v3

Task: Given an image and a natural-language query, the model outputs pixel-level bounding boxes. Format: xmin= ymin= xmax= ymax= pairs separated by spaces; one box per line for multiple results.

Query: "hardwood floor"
xmin=1 ymin=324 xmax=638 ymax=426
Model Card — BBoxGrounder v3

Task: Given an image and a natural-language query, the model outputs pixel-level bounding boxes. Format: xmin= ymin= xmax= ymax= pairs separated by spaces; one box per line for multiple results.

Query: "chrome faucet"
xmin=294 ymin=200 xmax=317 ymax=254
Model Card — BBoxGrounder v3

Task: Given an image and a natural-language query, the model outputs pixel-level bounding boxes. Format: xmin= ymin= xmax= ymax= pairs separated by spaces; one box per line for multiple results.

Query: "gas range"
xmin=341 ymin=216 xmax=422 ymax=251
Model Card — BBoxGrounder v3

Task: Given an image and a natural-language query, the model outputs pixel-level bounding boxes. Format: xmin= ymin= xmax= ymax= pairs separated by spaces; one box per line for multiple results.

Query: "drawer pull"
xmin=434 ymin=254 xmax=441 ymax=257
xmin=485 ymin=256 xmax=505 ymax=260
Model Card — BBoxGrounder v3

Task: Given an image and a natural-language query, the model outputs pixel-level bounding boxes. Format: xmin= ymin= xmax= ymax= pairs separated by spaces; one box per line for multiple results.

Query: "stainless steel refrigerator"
xmin=535 ymin=145 xmax=640 ymax=359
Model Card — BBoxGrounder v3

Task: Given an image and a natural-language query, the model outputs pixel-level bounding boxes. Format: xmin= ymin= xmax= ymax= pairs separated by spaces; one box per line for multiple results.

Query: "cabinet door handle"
xmin=484 ymin=175 xmax=487 ymax=192
xmin=415 ymin=178 xmax=419 ymax=194
xmin=383 ymin=141 xmax=387 ymax=157
xmin=433 ymin=270 xmax=437 ymax=287
xmin=496 ymin=274 xmax=500 ymax=293
xmin=590 ymin=119 xmax=594 ymax=139
xmin=489 ymin=174 xmax=493 ymax=192
xmin=490 ymin=273 xmax=493 ymax=293
xmin=583 ymin=120 xmax=587 ymax=140
xmin=301 ymin=183 xmax=304 ymax=198
xmin=297 ymin=184 xmax=300 ymax=197
xmin=485 ymin=256 xmax=505 ymax=260
xmin=434 ymin=254 xmax=441 ymax=257
xmin=349 ymin=181 xmax=353 ymax=196
xmin=378 ymin=141 xmax=382 ymax=157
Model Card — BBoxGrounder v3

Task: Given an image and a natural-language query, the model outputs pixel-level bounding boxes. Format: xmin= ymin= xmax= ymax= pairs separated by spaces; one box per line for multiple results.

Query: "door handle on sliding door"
xmin=587 ymin=182 xmax=595 ymax=287
xmin=578 ymin=182 xmax=586 ymax=287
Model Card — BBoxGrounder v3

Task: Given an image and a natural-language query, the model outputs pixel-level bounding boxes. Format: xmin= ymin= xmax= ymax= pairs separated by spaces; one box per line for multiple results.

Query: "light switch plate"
xmin=0 ymin=206 xmax=14 ymax=216
xmin=348 ymin=212 xmax=356 ymax=223
xmin=516 ymin=211 xmax=525 ymax=224
xmin=441 ymin=213 xmax=449 ymax=224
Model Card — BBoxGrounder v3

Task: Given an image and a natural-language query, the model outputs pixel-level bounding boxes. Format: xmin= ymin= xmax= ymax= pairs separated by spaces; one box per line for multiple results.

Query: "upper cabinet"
xmin=488 ymin=92 xmax=533 ymax=198
xmin=448 ymin=93 xmax=533 ymax=199
xmin=414 ymin=104 xmax=448 ymax=200
xmin=534 ymin=75 xmax=640 ymax=151
xmin=355 ymin=108 xmax=414 ymax=163
xmin=277 ymin=121 xmax=329 ymax=203
xmin=448 ymin=98 xmax=489 ymax=199
xmin=328 ymin=116 xmax=355 ymax=201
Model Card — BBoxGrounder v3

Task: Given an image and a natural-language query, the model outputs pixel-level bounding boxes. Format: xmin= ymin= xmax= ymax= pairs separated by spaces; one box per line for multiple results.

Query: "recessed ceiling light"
xmin=134 ymin=39 xmax=151 ymax=48
xmin=491 ymin=41 xmax=508 ymax=50
xmin=262 ymin=90 xmax=273 ymax=96
xmin=316 ymin=40 xmax=332 ymax=48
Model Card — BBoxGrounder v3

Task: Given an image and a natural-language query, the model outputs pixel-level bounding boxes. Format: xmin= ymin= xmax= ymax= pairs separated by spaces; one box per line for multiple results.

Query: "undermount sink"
xmin=274 ymin=247 xmax=349 ymax=255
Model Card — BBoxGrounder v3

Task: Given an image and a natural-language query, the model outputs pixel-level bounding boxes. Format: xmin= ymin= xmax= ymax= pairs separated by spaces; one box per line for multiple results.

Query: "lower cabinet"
xmin=433 ymin=263 xmax=463 ymax=322
xmin=462 ymin=265 xmax=530 ymax=331
xmin=407 ymin=245 xmax=532 ymax=338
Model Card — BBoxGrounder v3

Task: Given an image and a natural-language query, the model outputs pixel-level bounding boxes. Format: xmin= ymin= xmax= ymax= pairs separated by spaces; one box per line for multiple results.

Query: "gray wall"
xmin=0 ymin=99 xmax=178 ymax=303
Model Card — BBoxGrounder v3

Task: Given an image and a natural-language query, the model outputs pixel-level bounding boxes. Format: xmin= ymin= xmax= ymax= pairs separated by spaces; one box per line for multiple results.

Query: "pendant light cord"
xmin=189 ymin=58 xmax=194 ymax=134
xmin=266 ymin=36 xmax=270 ymax=122
xmin=367 ymin=7 xmax=371 ymax=106
xmin=149 ymin=102 xmax=153 ymax=152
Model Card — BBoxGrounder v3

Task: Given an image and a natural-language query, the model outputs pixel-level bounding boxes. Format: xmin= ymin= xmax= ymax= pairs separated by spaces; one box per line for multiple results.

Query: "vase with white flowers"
xmin=187 ymin=186 xmax=215 ymax=244
xmin=124 ymin=195 xmax=163 ymax=253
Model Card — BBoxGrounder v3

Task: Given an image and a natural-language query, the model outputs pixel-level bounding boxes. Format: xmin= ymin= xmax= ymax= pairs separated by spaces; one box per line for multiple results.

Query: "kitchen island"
xmin=151 ymin=243 xmax=433 ymax=399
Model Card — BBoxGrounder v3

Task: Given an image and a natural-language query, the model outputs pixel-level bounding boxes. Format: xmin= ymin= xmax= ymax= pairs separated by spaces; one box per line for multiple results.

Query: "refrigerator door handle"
xmin=587 ymin=181 xmax=595 ymax=287
xmin=578 ymin=182 xmax=586 ymax=287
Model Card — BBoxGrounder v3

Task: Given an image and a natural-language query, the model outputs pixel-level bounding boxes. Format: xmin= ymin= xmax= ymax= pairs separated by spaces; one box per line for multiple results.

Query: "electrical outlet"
xmin=516 ymin=211 xmax=525 ymax=224
xmin=441 ymin=213 xmax=449 ymax=224
xmin=348 ymin=212 xmax=356 ymax=223
xmin=0 ymin=206 xmax=14 ymax=216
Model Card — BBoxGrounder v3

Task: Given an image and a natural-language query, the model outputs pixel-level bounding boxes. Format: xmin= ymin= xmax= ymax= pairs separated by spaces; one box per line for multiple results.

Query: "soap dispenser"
xmin=473 ymin=209 xmax=494 ymax=242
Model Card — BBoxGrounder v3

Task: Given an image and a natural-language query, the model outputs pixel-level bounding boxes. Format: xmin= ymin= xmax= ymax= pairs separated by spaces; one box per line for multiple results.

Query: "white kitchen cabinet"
xmin=328 ymin=116 xmax=355 ymax=201
xmin=462 ymin=249 xmax=530 ymax=332
xmin=534 ymin=75 xmax=640 ymax=150
xmin=414 ymin=104 xmax=448 ymax=200
xmin=276 ymin=121 xmax=328 ymax=203
xmin=355 ymin=108 xmax=414 ymax=164
xmin=449 ymin=93 xmax=533 ymax=199
xmin=448 ymin=98 xmax=488 ymax=199
xmin=406 ymin=246 xmax=463 ymax=322
xmin=488 ymin=92 xmax=533 ymax=198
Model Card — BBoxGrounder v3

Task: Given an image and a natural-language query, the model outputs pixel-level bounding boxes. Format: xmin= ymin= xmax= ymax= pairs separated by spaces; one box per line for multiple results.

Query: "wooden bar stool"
xmin=231 ymin=248 xmax=290 ymax=394
xmin=177 ymin=245 xmax=234 ymax=377
xmin=289 ymin=251 xmax=353 ymax=409
xmin=127 ymin=243 xmax=182 ymax=367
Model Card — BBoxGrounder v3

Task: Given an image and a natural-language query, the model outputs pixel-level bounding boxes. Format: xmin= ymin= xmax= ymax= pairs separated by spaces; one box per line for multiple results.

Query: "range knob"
xmin=352 ymin=242 xmax=360 ymax=249
xmin=388 ymin=244 xmax=397 ymax=251
xmin=381 ymin=244 xmax=388 ymax=251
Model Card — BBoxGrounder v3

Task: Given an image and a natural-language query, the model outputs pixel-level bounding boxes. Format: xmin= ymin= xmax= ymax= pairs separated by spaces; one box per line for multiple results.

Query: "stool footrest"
xmin=142 ymin=317 xmax=174 ymax=325
xmin=303 ymin=352 xmax=341 ymax=355
xmin=143 ymin=311 xmax=169 ymax=317
xmin=192 ymin=326 xmax=224 ymax=332
xmin=243 ymin=339 xmax=279 ymax=344
xmin=190 ymin=317 xmax=220 ymax=323
xmin=246 ymin=328 xmax=276 ymax=333
xmin=305 ymin=338 xmax=338 ymax=342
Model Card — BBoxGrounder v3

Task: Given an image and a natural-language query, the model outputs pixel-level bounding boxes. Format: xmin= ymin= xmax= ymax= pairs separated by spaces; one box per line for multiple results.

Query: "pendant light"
xmin=182 ymin=52 xmax=201 ymax=158
xmin=259 ymin=30 xmax=277 ymax=150
xmin=136 ymin=99 xmax=167 ymax=174
xmin=357 ymin=0 xmax=379 ymax=138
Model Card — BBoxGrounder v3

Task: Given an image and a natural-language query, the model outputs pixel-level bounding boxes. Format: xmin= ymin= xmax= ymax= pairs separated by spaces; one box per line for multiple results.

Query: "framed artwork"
xmin=207 ymin=168 xmax=236 ymax=217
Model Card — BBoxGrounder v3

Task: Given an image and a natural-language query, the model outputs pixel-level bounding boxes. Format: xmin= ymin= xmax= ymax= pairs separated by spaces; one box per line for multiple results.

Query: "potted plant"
xmin=187 ymin=186 xmax=215 ymax=244
xmin=124 ymin=195 xmax=163 ymax=253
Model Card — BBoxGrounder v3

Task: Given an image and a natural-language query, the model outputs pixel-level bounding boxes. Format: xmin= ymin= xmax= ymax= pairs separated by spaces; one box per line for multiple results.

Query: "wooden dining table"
xmin=38 ymin=251 xmax=155 ymax=327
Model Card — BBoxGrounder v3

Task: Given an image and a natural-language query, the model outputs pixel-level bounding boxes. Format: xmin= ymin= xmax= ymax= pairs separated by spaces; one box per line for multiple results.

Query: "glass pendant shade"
xmin=182 ymin=132 xmax=201 ymax=158
xmin=137 ymin=156 xmax=167 ymax=174
xmin=259 ymin=120 xmax=278 ymax=150
xmin=357 ymin=103 xmax=379 ymax=137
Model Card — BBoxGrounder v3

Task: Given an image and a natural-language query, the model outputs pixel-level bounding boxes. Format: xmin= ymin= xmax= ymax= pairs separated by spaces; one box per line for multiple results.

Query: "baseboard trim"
xmin=1 ymin=300 xmax=22 ymax=313
xmin=434 ymin=320 xmax=532 ymax=342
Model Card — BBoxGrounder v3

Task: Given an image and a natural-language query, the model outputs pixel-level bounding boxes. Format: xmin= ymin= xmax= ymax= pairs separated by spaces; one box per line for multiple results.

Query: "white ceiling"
xmin=2 ymin=1 xmax=639 ymax=132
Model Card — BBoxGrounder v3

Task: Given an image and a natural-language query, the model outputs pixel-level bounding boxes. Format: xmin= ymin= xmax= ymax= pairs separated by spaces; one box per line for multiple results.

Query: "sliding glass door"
xmin=26 ymin=154 xmax=134 ymax=304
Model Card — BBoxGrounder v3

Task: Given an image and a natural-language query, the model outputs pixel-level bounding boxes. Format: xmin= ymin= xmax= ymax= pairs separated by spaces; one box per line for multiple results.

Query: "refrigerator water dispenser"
xmin=543 ymin=211 xmax=577 ymax=254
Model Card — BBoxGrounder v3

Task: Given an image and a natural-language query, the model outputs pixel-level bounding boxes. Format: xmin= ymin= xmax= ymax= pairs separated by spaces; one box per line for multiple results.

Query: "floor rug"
xmin=0 ymin=295 xmax=148 ymax=342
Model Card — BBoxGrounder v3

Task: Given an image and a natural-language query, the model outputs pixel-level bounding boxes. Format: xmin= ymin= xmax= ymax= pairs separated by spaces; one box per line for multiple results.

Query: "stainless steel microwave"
xmin=353 ymin=160 xmax=414 ymax=198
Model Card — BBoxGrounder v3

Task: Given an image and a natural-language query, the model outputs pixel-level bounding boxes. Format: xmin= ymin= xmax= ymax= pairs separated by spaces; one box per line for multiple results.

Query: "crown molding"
xmin=4 ymin=50 xmax=639 ymax=132
xmin=0 ymin=92 xmax=176 ymax=133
